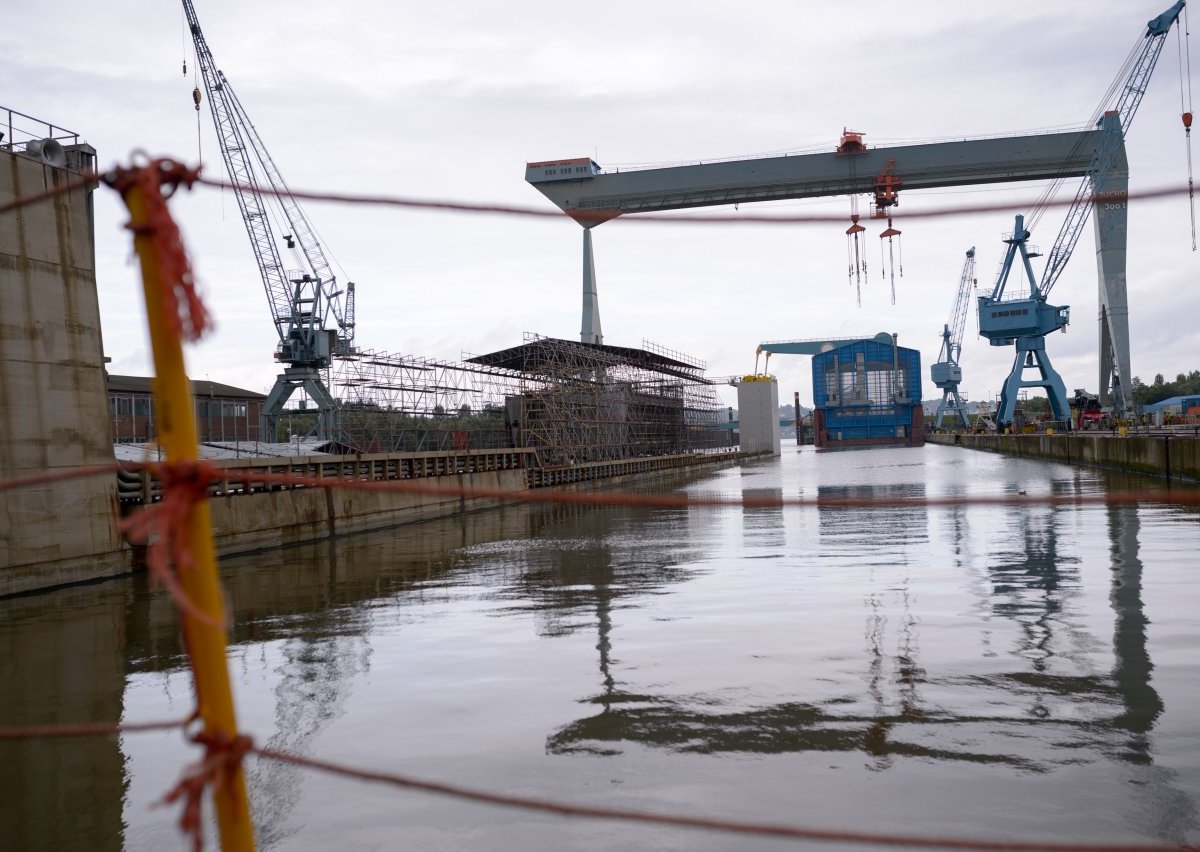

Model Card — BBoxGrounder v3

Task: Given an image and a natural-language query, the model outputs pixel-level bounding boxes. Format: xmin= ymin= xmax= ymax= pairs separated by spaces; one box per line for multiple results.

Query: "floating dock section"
xmin=812 ymin=337 xmax=924 ymax=450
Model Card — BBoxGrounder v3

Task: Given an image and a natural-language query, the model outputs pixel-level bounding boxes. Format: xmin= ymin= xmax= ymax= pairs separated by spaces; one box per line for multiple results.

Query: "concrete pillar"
xmin=1 ymin=142 xmax=127 ymax=595
xmin=581 ymin=228 xmax=603 ymax=345
xmin=737 ymin=377 xmax=780 ymax=455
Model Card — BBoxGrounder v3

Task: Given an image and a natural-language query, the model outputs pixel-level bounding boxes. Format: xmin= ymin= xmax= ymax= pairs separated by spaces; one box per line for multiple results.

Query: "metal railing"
xmin=1 ymin=105 xmax=80 ymax=150
xmin=117 ymin=447 xmax=536 ymax=505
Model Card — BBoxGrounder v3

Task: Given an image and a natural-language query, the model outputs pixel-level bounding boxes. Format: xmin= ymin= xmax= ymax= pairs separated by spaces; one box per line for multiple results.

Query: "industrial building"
xmin=811 ymin=337 xmax=924 ymax=449
xmin=107 ymin=374 xmax=265 ymax=443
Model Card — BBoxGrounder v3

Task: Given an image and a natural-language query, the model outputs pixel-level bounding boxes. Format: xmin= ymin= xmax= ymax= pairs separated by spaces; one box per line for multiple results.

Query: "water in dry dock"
xmin=3 ymin=443 xmax=1200 ymax=851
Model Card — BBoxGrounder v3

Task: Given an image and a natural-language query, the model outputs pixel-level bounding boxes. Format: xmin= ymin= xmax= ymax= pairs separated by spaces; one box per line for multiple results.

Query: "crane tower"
xmin=182 ymin=0 xmax=356 ymax=439
xmin=978 ymin=2 xmax=1186 ymax=429
xmin=931 ymin=248 xmax=976 ymax=431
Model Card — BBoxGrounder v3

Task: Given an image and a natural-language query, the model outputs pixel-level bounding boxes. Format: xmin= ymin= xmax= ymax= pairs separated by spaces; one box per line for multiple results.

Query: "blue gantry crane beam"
xmin=931 ymin=248 xmax=977 ymax=430
xmin=978 ymin=1 xmax=1185 ymax=429
xmin=183 ymin=0 xmax=356 ymax=438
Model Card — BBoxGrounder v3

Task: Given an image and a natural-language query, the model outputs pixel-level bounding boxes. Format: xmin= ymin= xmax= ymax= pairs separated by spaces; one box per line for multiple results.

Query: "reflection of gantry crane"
xmin=978 ymin=2 xmax=1187 ymax=429
xmin=931 ymin=247 xmax=976 ymax=430
xmin=182 ymin=0 xmax=357 ymax=438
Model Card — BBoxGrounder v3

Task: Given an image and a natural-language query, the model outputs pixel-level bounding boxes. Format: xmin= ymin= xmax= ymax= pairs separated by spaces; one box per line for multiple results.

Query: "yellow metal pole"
xmin=122 ymin=180 xmax=255 ymax=851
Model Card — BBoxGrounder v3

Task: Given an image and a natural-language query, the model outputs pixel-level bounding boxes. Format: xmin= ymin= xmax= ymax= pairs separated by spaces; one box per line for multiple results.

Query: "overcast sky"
xmin=4 ymin=0 xmax=1198 ymax=408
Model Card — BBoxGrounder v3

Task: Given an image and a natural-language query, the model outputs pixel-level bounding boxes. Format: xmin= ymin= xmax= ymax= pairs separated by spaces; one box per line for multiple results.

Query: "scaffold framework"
xmin=323 ymin=334 xmax=728 ymax=463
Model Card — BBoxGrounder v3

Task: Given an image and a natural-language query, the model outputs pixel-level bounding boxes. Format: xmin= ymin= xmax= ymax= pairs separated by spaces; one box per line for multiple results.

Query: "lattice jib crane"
xmin=182 ymin=0 xmax=357 ymax=436
xmin=931 ymin=247 xmax=976 ymax=430
xmin=978 ymin=1 xmax=1186 ymax=429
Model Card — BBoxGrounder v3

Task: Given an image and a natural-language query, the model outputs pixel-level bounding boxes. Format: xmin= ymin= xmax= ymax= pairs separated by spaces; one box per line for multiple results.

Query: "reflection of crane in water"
xmin=548 ymin=482 xmax=1026 ymax=768
xmin=820 ymin=483 xmax=930 ymax=770
xmin=978 ymin=491 xmax=1195 ymax=840
xmin=985 ymin=487 xmax=1077 ymax=678
xmin=1103 ymin=503 xmax=1194 ymax=843
xmin=543 ymin=477 xmax=1198 ymax=840
xmin=244 ymin=546 xmax=373 ymax=848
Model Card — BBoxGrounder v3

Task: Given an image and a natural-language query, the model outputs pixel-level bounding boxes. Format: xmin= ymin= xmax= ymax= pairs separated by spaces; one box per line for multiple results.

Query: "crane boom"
xmin=945 ymin=247 xmax=977 ymax=362
xmin=978 ymin=1 xmax=1185 ymax=430
xmin=182 ymin=0 xmax=354 ymax=364
xmin=1039 ymin=0 xmax=1185 ymax=297
xmin=931 ymin=248 xmax=976 ymax=430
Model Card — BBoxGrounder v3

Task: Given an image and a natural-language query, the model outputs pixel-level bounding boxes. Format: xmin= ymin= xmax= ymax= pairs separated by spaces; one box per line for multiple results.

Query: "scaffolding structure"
xmin=328 ymin=350 xmax=515 ymax=453
xmin=323 ymin=334 xmax=728 ymax=463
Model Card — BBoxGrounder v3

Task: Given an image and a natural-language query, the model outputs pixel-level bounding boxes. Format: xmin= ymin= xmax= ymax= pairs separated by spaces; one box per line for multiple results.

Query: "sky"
xmin=4 ymin=0 xmax=1199 ymax=410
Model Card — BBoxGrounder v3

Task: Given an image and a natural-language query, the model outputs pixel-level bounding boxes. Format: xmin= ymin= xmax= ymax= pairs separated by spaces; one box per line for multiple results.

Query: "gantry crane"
xmin=978 ymin=1 xmax=1186 ymax=430
xmin=931 ymin=248 xmax=976 ymax=430
xmin=182 ymin=0 xmax=356 ymax=439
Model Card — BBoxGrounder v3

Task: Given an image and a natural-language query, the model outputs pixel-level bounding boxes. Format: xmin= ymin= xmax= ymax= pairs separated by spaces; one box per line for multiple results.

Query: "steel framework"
xmin=324 ymin=335 xmax=728 ymax=463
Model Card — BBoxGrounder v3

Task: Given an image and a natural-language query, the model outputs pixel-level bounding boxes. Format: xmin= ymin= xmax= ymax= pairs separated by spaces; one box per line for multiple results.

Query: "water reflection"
xmin=0 ymin=583 xmax=129 ymax=852
xmin=740 ymin=487 xmax=785 ymax=551
xmin=817 ymin=482 xmax=930 ymax=557
xmin=984 ymin=481 xmax=1081 ymax=677
xmin=3 ymin=450 xmax=1199 ymax=849
xmin=542 ymin=473 xmax=1194 ymax=831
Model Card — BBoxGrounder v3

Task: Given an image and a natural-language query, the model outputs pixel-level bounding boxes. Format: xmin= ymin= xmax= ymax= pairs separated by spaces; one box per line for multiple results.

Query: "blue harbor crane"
xmin=931 ymin=248 xmax=976 ymax=430
xmin=977 ymin=216 xmax=1074 ymax=427
xmin=182 ymin=0 xmax=356 ymax=439
xmin=977 ymin=1 xmax=1187 ymax=430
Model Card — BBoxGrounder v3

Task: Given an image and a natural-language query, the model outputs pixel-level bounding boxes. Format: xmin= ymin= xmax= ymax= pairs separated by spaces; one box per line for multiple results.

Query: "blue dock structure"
xmin=811 ymin=336 xmax=924 ymax=450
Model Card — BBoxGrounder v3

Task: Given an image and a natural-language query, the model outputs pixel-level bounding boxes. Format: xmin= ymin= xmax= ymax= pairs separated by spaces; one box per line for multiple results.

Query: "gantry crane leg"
xmin=996 ymin=337 xmax=1072 ymax=430
xmin=260 ymin=366 xmax=339 ymax=441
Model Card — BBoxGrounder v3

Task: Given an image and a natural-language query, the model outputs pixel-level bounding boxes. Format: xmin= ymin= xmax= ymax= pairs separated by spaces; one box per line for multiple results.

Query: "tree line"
xmin=1130 ymin=370 xmax=1200 ymax=406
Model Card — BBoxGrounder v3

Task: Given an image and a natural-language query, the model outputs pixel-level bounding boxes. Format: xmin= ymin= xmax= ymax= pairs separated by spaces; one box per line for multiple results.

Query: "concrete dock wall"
xmin=147 ymin=448 xmax=759 ymax=557
xmin=1 ymin=145 xmax=127 ymax=596
xmin=928 ymin=432 xmax=1200 ymax=481
xmin=207 ymin=467 xmax=529 ymax=555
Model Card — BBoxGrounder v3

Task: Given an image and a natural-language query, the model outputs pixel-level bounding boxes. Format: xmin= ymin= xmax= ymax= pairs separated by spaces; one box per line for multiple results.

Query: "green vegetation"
xmin=1131 ymin=370 xmax=1200 ymax=406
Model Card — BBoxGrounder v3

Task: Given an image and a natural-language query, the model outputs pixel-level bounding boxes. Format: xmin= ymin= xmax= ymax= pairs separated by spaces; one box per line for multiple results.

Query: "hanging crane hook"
xmin=879 ymin=216 xmax=902 ymax=305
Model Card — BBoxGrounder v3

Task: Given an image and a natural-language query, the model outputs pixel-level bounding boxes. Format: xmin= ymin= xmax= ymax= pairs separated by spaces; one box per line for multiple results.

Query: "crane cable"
xmin=1177 ymin=6 xmax=1196 ymax=250
xmin=182 ymin=10 xmax=204 ymax=167
xmin=1026 ymin=32 xmax=1143 ymax=234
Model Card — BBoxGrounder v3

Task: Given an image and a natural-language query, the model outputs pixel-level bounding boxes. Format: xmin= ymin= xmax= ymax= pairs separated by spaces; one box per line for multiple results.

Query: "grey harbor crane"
xmin=931 ymin=248 xmax=976 ymax=431
xmin=182 ymin=0 xmax=356 ymax=439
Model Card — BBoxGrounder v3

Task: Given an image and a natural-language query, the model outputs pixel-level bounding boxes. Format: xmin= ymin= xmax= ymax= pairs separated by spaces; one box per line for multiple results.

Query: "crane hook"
xmin=193 ymin=87 xmax=202 ymax=111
